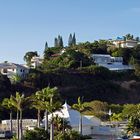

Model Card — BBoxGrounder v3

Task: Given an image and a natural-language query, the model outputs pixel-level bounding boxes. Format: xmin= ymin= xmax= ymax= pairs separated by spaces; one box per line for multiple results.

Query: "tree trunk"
xmin=19 ymin=110 xmax=23 ymax=140
xmin=79 ymin=114 xmax=82 ymax=135
xmin=50 ymin=113 xmax=54 ymax=140
xmin=45 ymin=110 xmax=48 ymax=131
xmin=17 ymin=110 xmax=19 ymax=140
xmin=37 ymin=109 xmax=40 ymax=128
xmin=10 ymin=110 xmax=13 ymax=133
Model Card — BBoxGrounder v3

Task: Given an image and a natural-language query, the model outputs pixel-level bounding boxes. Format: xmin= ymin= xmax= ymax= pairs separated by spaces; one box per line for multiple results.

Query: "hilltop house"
xmin=112 ymin=37 xmax=138 ymax=48
xmin=92 ymin=54 xmax=133 ymax=71
xmin=31 ymin=56 xmax=43 ymax=68
xmin=0 ymin=62 xmax=29 ymax=79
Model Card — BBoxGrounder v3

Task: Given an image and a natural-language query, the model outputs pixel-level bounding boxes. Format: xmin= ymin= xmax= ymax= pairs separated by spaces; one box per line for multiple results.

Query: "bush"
xmin=54 ymin=130 xmax=91 ymax=140
xmin=79 ymin=65 xmax=111 ymax=79
xmin=23 ymin=128 xmax=49 ymax=140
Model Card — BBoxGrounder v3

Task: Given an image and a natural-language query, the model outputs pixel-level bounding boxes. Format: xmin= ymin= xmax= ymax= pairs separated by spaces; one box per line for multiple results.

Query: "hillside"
xmin=13 ymin=68 xmax=140 ymax=105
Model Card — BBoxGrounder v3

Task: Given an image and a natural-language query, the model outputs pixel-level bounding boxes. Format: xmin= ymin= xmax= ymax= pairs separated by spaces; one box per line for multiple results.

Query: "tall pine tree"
xmin=54 ymin=37 xmax=58 ymax=47
xmin=59 ymin=36 xmax=63 ymax=47
xmin=68 ymin=33 xmax=73 ymax=47
xmin=45 ymin=41 xmax=48 ymax=50
xmin=55 ymin=35 xmax=64 ymax=48
xmin=72 ymin=33 xmax=76 ymax=46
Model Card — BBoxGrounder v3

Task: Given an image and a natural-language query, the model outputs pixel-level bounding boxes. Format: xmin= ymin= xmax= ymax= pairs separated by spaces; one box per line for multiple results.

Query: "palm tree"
xmin=41 ymin=87 xmax=62 ymax=140
xmin=53 ymin=115 xmax=71 ymax=132
xmin=10 ymin=74 xmax=21 ymax=84
xmin=2 ymin=97 xmax=13 ymax=133
xmin=41 ymin=88 xmax=49 ymax=131
xmin=10 ymin=92 xmax=31 ymax=140
xmin=72 ymin=97 xmax=85 ymax=135
xmin=32 ymin=89 xmax=50 ymax=131
xmin=31 ymin=91 xmax=44 ymax=128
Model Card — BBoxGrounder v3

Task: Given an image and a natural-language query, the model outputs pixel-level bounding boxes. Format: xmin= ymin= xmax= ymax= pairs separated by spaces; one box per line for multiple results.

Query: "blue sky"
xmin=0 ymin=0 xmax=140 ymax=63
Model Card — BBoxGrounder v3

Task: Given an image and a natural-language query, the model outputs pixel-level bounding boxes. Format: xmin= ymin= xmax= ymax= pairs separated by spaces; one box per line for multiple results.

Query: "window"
xmin=3 ymin=69 xmax=7 ymax=73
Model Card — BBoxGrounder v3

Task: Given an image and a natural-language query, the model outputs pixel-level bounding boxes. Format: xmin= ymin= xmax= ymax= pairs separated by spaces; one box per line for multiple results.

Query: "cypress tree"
xmin=136 ymin=37 xmax=140 ymax=41
xmin=57 ymin=35 xmax=63 ymax=47
xmin=45 ymin=41 xmax=48 ymax=50
xmin=60 ymin=36 xmax=63 ymax=47
xmin=58 ymin=35 xmax=61 ymax=47
xmin=44 ymin=41 xmax=48 ymax=57
xmin=72 ymin=33 xmax=76 ymax=46
xmin=68 ymin=33 xmax=73 ymax=47
xmin=54 ymin=37 xmax=58 ymax=47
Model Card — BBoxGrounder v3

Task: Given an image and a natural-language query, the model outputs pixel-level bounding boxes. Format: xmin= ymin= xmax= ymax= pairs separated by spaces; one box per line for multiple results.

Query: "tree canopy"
xmin=24 ymin=51 xmax=38 ymax=67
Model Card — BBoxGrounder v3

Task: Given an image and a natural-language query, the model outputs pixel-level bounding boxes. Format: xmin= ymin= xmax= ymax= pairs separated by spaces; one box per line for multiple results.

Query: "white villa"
xmin=31 ymin=56 xmax=43 ymax=68
xmin=42 ymin=102 xmax=120 ymax=136
xmin=1 ymin=119 xmax=37 ymax=130
xmin=43 ymin=102 xmax=101 ymax=135
xmin=0 ymin=62 xmax=29 ymax=79
xmin=92 ymin=54 xmax=133 ymax=71
xmin=112 ymin=37 xmax=138 ymax=48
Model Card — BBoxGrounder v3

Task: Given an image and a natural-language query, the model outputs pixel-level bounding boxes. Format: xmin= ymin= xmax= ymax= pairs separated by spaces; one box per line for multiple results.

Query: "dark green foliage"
xmin=43 ymin=49 xmax=93 ymax=70
xmin=72 ymin=33 xmax=76 ymax=46
xmin=45 ymin=41 xmax=48 ymax=50
xmin=24 ymin=128 xmax=90 ymax=140
xmin=25 ymin=69 xmax=50 ymax=89
xmin=129 ymin=45 xmax=140 ymax=76
xmin=68 ymin=33 xmax=73 ymax=47
xmin=55 ymin=130 xmax=91 ymax=140
xmin=125 ymin=33 xmax=134 ymax=40
xmin=54 ymin=35 xmax=64 ymax=48
xmin=75 ymin=40 xmax=109 ymax=55
xmin=0 ymin=74 xmax=11 ymax=91
xmin=44 ymin=48 xmax=54 ymax=60
xmin=60 ymin=49 xmax=93 ymax=68
xmin=0 ymin=74 xmax=12 ymax=101
xmin=111 ymin=48 xmax=133 ymax=64
xmin=135 ymin=37 xmax=139 ymax=41
xmin=54 ymin=37 xmax=58 ymax=47
xmin=58 ymin=35 xmax=64 ymax=48
xmin=91 ymin=40 xmax=109 ymax=54
xmin=23 ymin=68 xmax=132 ymax=105
xmin=79 ymin=65 xmax=111 ymax=79
xmin=109 ymin=104 xmax=123 ymax=114
xmin=24 ymin=51 xmax=38 ymax=67
xmin=53 ymin=115 xmax=72 ymax=132
xmin=24 ymin=128 xmax=49 ymax=140
xmin=111 ymin=70 xmax=136 ymax=81
xmin=121 ymin=104 xmax=140 ymax=133
xmin=120 ymin=48 xmax=133 ymax=64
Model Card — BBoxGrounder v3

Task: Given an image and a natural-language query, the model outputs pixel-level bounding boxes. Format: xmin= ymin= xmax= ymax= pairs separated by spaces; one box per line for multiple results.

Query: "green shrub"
xmin=24 ymin=128 xmax=49 ymax=140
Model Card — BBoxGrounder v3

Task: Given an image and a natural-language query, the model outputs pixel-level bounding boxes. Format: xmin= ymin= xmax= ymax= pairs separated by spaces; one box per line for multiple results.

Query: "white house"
xmin=42 ymin=102 xmax=120 ymax=136
xmin=2 ymin=119 xmax=37 ymax=130
xmin=92 ymin=54 xmax=133 ymax=71
xmin=92 ymin=54 xmax=123 ymax=64
xmin=0 ymin=62 xmax=29 ymax=79
xmin=31 ymin=56 xmax=43 ymax=68
xmin=112 ymin=37 xmax=138 ymax=48
xmin=43 ymin=102 xmax=101 ymax=135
